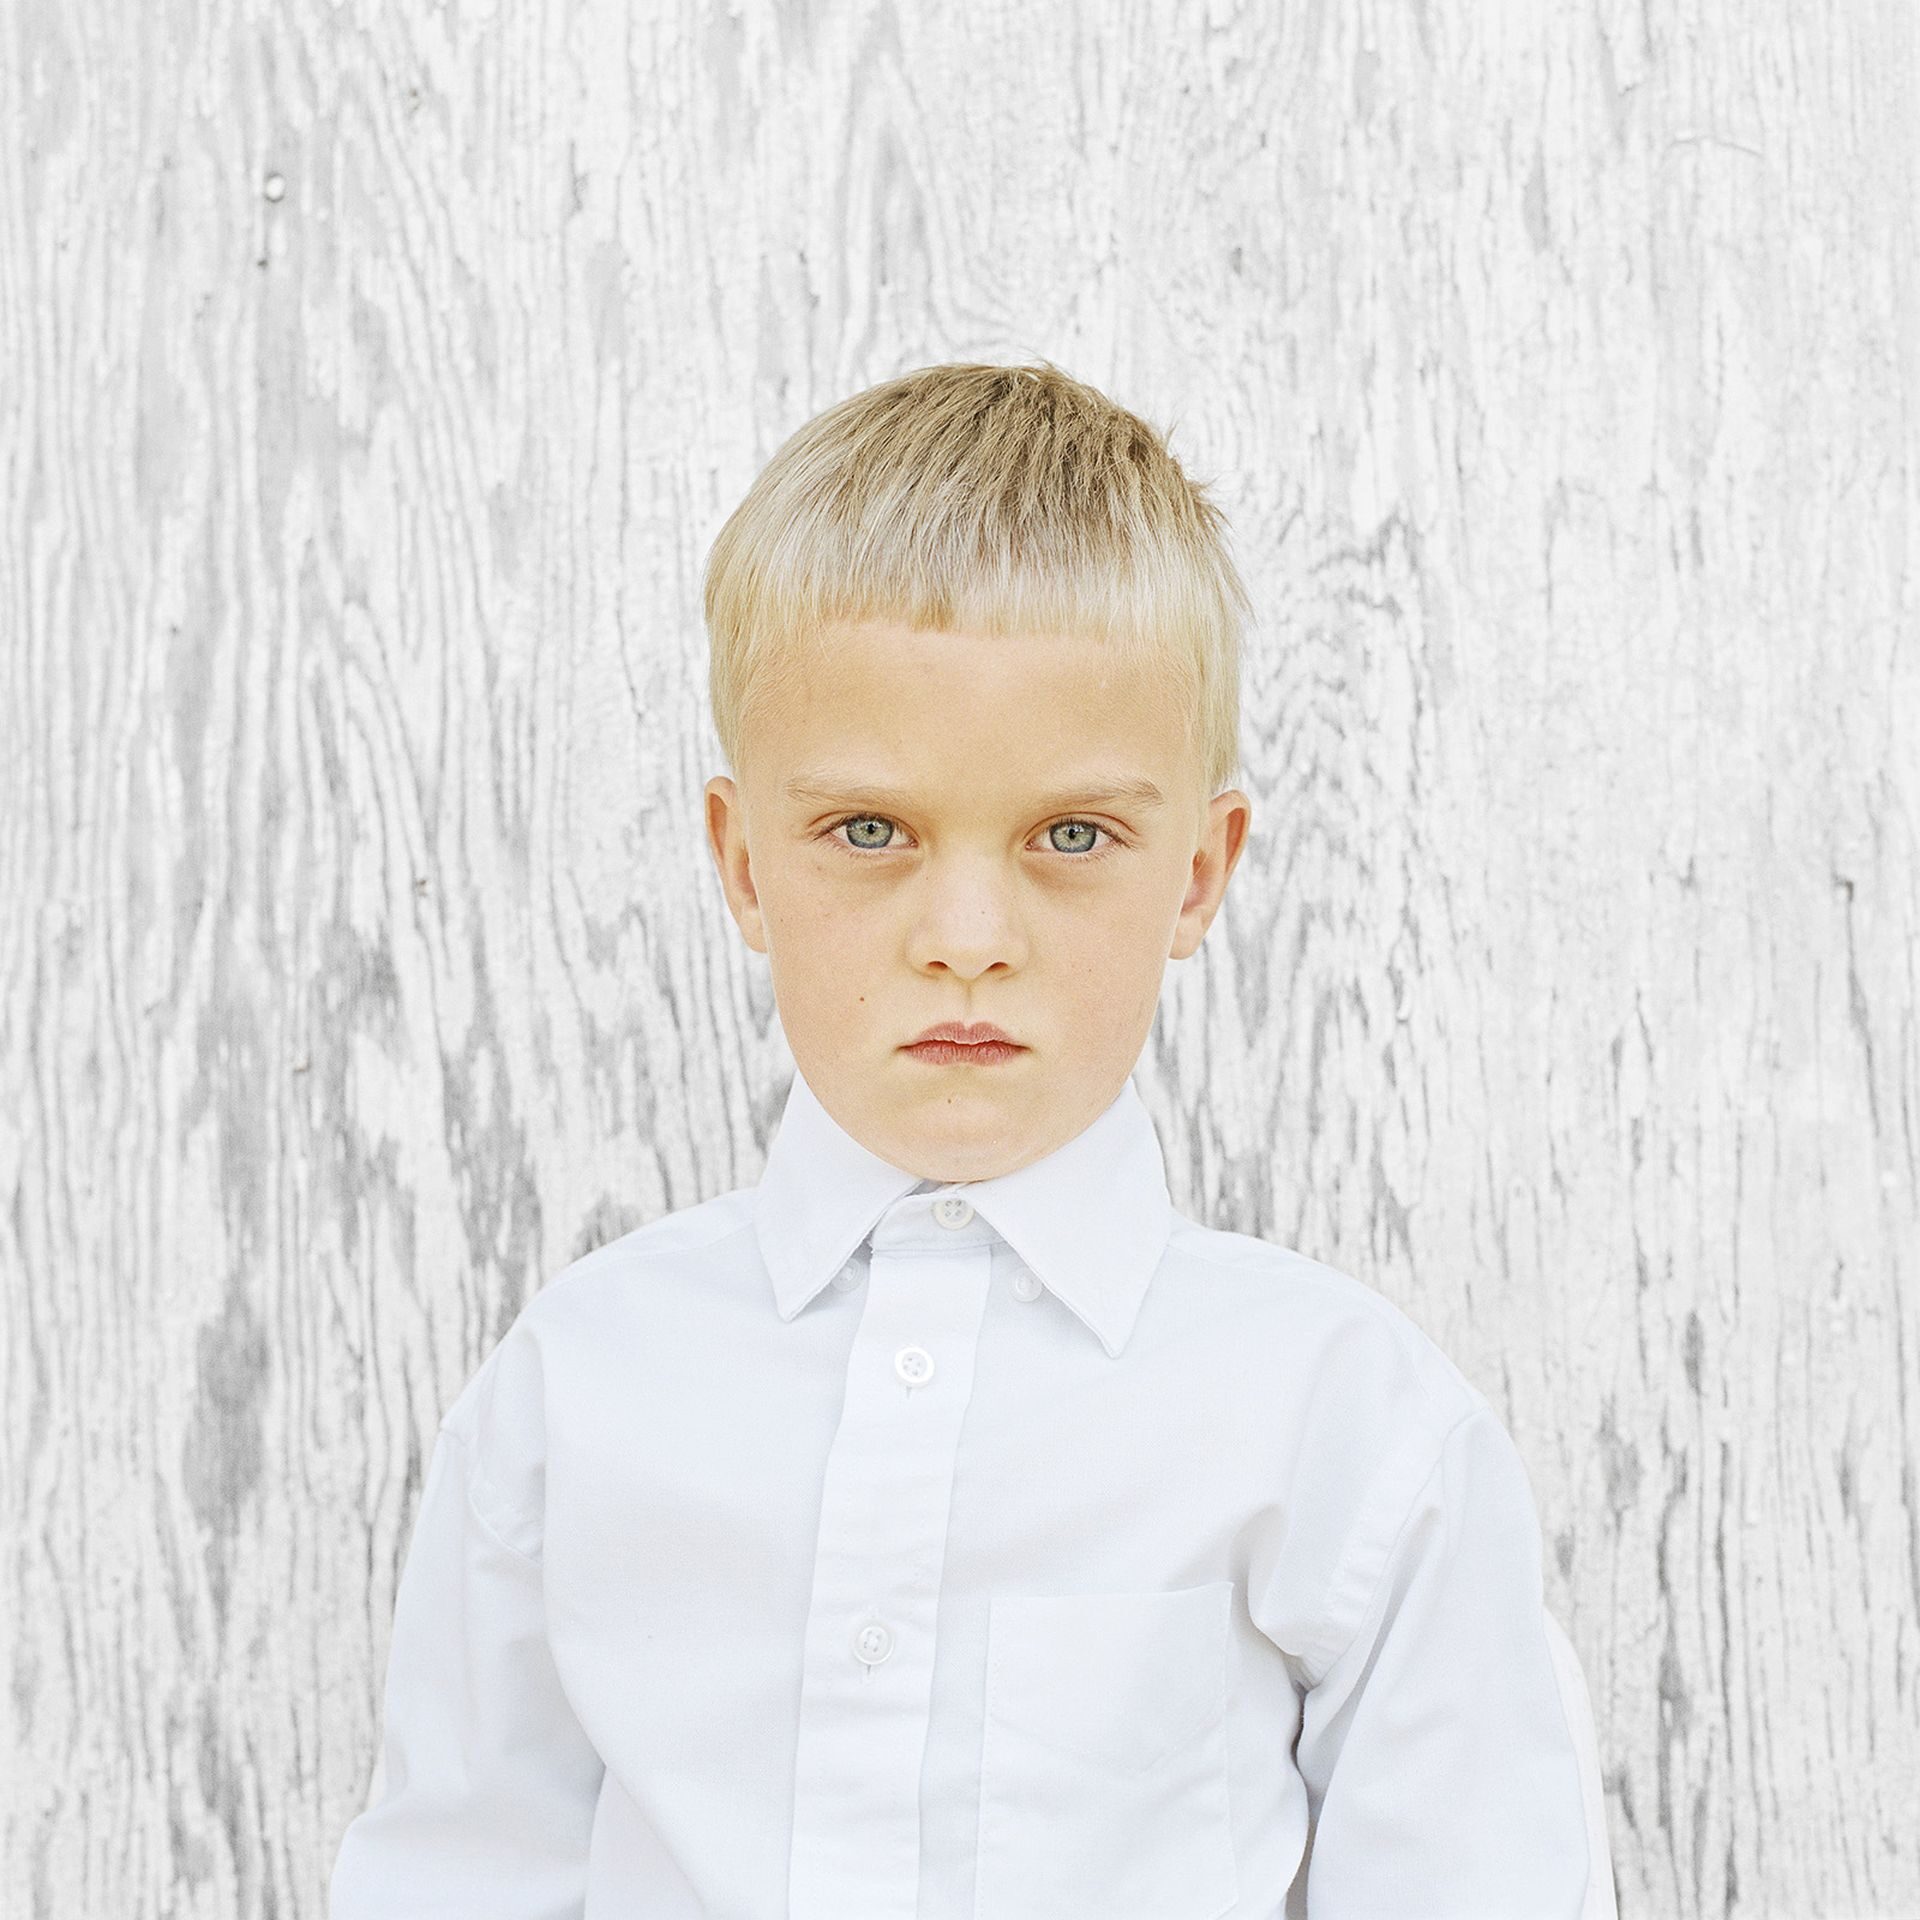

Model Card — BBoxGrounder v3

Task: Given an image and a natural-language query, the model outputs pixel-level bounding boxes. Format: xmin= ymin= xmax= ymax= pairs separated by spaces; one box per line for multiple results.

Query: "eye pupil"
xmin=1052 ymin=821 xmax=1097 ymax=853
xmin=846 ymin=816 xmax=892 ymax=848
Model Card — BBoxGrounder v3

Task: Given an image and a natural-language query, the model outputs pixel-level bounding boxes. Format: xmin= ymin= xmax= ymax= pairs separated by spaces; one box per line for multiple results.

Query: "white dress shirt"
xmin=330 ymin=1066 xmax=1617 ymax=1920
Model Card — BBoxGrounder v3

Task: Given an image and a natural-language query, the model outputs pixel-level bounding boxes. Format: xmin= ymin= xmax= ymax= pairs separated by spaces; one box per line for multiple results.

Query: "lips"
xmin=907 ymin=1021 xmax=1018 ymax=1047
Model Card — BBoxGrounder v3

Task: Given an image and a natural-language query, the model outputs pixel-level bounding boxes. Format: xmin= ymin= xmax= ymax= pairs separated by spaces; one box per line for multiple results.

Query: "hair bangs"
xmin=705 ymin=361 xmax=1249 ymax=794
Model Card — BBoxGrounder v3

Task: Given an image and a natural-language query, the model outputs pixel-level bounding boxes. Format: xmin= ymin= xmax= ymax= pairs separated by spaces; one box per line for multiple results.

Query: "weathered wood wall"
xmin=3 ymin=1 xmax=1915 ymax=1914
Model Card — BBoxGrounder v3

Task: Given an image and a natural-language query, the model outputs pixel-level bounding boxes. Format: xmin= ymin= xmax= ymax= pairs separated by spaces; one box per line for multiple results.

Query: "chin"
xmin=906 ymin=1111 xmax=1031 ymax=1174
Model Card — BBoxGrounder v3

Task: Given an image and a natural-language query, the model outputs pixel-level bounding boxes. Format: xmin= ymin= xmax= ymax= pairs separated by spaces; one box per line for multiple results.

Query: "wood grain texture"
xmin=2 ymin=1 xmax=1914 ymax=1914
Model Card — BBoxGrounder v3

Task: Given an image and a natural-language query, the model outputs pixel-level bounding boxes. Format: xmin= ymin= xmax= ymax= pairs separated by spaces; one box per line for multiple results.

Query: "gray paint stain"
xmin=181 ymin=1288 xmax=270 ymax=1634
xmin=1596 ymin=1396 xmax=1644 ymax=1524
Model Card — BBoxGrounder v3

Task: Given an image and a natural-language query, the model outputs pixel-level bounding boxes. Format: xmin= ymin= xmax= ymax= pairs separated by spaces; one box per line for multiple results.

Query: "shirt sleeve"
xmin=328 ymin=1417 xmax=606 ymax=1919
xmin=1294 ymin=1405 xmax=1617 ymax=1920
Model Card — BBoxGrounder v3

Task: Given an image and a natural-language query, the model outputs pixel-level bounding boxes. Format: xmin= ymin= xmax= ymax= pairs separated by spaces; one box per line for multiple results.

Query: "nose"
xmin=905 ymin=858 xmax=1028 ymax=979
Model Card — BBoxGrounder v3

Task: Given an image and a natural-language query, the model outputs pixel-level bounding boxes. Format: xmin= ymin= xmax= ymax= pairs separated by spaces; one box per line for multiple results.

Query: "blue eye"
xmin=833 ymin=814 xmax=898 ymax=852
xmin=825 ymin=815 xmax=1119 ymax=860
xmin=1048 ymin=820 xmax=1101 ymax=855
xmin=840 ymin=815 xmax=895 ymax=850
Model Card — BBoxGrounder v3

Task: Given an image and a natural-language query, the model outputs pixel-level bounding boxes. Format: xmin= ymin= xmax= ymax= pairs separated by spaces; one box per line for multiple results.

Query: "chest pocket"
xmin=973 ymin=1579 xmax=1238 ymax=1920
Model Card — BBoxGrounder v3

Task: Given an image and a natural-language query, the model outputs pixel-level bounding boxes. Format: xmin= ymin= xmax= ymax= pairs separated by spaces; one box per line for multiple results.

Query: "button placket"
xmin=787 ymin=1204 xmax=996 ymax=1918
xmin=895 ymin=1192 xmax=970 ymax=1395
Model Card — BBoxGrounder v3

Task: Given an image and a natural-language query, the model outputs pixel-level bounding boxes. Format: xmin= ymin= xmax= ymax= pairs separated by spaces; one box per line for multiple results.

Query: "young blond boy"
xmin=329 ymin=361 xmax=1616 ymax=1918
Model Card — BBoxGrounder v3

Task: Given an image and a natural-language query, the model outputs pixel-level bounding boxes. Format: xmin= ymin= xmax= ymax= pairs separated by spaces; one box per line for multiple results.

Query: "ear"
xmin=705 ymin=775 xmax=768 ymax=954
xmin=1170 ymin=787 xmax=1251 ymax=960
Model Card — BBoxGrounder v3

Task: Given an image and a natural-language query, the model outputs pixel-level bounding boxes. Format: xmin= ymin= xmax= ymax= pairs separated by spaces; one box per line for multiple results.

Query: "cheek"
xmin=1087 ymin=862 xmax=1180 ymax=938
xmin=759 ymin=853 xmax=845 ymax=928
xmin=1063 ymin=891 xmax=1169 ymax=979
xmin=762 ymin=871 xmax=874 ymax=983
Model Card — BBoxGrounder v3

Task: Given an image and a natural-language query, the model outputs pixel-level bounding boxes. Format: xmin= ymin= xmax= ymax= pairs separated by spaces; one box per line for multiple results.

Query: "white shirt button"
xmin=830 ymin=1261 xmax=862 ymax=1291
xmin=932 ymin=1193 xmax=974 ymax=1229
xmin=894 ymin=1345 xmax=935 ymax=1386
xmin=1010 ymin=1267 xmax=1042 ymax=1301
xmin=851 ymin=1618 xmax=894 ymax=1666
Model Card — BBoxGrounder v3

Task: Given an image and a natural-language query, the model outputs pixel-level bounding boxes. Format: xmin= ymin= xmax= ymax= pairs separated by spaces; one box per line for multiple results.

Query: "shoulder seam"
xmin=435 ymin=1419 xmax=544 ymax=1570
xmin=1305 ymin=1402 xmax=1490 ymax=1686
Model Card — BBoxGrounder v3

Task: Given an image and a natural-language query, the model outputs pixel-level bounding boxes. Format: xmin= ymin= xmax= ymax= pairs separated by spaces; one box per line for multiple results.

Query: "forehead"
xmin=781 ymin=764 xmax=1171 ymax=815
xmin=749 ymin=620 xmax=1196 ymax=799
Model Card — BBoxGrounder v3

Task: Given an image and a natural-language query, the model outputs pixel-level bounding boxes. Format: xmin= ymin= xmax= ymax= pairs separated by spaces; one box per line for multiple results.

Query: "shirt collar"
xmin=752 ymin=1065 xmax=1176 ymax=1360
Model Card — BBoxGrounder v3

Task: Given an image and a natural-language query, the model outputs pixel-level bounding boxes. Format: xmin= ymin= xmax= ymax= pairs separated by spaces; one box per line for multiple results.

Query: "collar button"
xmin=932 ymin=1193 xmax=974 ymax=1229
xmin=1010 ymin=1267 xmax=1042 ymax=1301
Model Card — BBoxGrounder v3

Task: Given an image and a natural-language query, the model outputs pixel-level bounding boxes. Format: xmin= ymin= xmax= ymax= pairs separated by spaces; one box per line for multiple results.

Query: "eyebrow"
xmin=782 ymin=772 xmax=1168 ymax=813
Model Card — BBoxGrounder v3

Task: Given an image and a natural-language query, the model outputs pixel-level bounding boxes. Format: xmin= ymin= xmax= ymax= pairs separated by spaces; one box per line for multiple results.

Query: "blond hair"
xmin=703 ymin=359 xmax=1250 ymax=794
